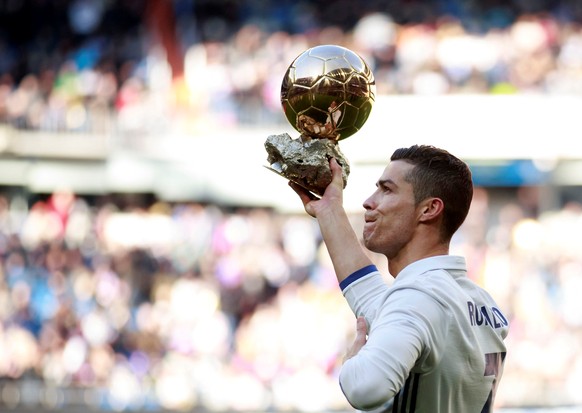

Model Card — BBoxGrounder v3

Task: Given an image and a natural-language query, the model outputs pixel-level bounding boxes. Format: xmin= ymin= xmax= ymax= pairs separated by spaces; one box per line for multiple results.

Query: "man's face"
xmin=362 ymin=160 xmax=419 ymax=258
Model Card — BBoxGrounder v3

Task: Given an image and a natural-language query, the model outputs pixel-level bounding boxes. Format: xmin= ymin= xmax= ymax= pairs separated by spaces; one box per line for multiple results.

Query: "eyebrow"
xmin=376 ymin=178 xmax=396 ymax=188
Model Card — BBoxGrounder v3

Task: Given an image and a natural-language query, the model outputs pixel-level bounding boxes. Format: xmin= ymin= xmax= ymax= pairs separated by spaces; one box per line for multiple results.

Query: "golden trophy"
xmin=265 ymin=44 xmax=376 ymax=195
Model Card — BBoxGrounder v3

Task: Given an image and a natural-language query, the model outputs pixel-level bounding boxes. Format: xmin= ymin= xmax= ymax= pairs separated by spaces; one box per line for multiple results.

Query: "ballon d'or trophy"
xmin=265 ymin=44 xmax=376 ymax=196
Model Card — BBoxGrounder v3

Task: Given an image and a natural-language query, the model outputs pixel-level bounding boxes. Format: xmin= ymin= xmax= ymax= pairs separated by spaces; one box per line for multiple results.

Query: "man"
xmin=323 ymin=100 xmax=342 ymax=135
xmin=290 ymin=145 xmax=508 ymax=412
xmin=303 ymin=100 xmax=343 ymax=139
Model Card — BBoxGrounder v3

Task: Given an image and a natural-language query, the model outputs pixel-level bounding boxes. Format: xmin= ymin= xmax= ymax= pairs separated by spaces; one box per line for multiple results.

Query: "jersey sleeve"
xmin=340 ymin=265 xmax=391 ymax=322
xmin=339 ymin=285 xmax=451 ymax=410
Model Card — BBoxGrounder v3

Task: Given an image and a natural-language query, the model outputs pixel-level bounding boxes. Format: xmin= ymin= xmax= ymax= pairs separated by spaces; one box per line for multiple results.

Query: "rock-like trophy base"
xmin=264 ymin=133 xmax=350 ymax=196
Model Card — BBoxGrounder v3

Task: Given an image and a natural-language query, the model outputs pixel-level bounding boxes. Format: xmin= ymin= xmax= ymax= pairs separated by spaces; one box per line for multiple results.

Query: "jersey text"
xmin=467 ymin=302 xmax=508 ymax=328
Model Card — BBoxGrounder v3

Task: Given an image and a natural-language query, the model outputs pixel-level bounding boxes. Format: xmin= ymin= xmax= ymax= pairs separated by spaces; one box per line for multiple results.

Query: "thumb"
xmin=329 ymin=158 xmax=344 ymax=185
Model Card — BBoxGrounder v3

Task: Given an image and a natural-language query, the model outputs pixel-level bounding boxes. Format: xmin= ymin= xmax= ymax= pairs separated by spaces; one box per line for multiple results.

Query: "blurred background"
xmin=0 ymin=0 xmax=581 ymax=412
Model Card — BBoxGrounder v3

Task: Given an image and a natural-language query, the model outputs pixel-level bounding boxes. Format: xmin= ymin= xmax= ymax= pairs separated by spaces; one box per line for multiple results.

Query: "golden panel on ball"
xmin=281 ymin=44 xmax=376 ymax=141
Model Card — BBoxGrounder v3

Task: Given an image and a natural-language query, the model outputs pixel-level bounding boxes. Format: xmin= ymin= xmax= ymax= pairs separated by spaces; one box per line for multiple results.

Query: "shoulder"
xmin=391 ymin=256 xmax=470 ymax=302
xmin=392 ymin=268 xmax=457 ymax=301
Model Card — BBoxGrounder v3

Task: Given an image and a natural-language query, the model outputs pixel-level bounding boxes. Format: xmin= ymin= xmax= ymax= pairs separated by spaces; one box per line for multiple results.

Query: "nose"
xmin=363 ymin=193 xmax=374 ymax=211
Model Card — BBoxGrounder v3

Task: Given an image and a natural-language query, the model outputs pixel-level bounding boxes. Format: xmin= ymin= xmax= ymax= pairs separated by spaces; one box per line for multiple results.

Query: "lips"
xmin=363 ymin=216 xmax=375 ymax=242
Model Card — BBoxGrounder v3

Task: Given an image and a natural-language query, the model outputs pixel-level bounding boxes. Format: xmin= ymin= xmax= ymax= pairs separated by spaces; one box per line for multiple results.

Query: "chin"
xmin=362 ymin=237 xmax=378 ymax=254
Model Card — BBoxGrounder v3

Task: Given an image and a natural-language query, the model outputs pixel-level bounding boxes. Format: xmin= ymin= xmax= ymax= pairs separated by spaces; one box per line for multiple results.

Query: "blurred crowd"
xmin=0 ymin=0 xmax=582 ymax=411
xmin=0 ymin=0 xmax=582 ymax=134
xmin=0 ymin=188 xmax=581 ymax=410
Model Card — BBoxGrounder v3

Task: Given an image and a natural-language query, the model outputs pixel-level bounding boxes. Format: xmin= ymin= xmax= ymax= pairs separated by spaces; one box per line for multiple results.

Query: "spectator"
xmin=0 ymin=188 xmax=581 ymax=409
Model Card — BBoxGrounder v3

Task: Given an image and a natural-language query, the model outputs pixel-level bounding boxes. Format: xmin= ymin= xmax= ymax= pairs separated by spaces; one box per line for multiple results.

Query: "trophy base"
xmin=264 ymin=133 xmax=350 ymax=196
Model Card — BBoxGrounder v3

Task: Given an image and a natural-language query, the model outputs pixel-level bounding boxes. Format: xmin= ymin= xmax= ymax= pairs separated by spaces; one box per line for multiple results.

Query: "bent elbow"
xmin=339 ymin=370 xmax=392 ymax=410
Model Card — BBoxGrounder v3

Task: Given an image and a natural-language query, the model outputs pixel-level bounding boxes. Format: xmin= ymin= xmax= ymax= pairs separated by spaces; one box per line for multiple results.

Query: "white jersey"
xmin=339 ymin=255 xmax=508 ymax=413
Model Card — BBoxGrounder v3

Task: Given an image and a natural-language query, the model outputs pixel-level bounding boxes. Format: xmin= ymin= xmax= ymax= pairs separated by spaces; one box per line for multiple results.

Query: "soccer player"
xmin=290 ymin=145 xmax=509 ymax=412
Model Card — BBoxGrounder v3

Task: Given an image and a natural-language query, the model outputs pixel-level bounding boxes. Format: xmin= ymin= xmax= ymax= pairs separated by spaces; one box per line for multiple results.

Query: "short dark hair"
xmin=391 ymin=145 xmax=473 ymax=240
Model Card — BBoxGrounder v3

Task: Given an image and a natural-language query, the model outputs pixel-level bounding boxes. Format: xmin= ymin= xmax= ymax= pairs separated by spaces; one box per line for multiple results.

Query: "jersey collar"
xmin=397 ymin=255 xmax=467 ymax=279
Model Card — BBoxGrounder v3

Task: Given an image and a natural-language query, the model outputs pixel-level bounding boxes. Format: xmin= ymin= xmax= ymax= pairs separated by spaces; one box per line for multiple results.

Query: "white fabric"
xmin=339 ymin=255 xmax=509 ymax=413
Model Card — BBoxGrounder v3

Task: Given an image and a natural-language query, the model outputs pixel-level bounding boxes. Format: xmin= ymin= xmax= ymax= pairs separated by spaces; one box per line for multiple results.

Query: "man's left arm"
xmin=339 ymin=289 xmax=450 ymax=410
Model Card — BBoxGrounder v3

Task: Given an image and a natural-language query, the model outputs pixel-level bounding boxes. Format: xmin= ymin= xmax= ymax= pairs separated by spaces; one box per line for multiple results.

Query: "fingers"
xmin=289 ymin=181 xmax=319 ymax=203
xmin=289 ymin=182 xmax=320 ymax=218
xmin=288 ymin=158 xmax=342 ymax=213
xmin=344 ymin=316 xmax=368 ymax=362
xmin=354 ymin=316 xmax=368 ymax=345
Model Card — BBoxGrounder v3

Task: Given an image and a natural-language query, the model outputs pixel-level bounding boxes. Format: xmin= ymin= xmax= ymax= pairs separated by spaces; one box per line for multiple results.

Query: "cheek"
xmin=379 ymin=208 xmax=416 ymax=240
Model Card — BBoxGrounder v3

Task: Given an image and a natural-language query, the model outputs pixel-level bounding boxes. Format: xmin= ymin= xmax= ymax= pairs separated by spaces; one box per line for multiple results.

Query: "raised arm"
xmin=289 ymin=158 xmax=372 ymax=283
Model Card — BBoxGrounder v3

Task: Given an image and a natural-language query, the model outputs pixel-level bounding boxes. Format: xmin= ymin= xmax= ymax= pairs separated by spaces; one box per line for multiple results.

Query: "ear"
xmin=418 ymin=197 xmax=444 ymax=223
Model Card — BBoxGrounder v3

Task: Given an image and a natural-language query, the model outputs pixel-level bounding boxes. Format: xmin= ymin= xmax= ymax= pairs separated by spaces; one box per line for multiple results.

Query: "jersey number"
xmin=481 ymin=352 xmax=506 ymax=413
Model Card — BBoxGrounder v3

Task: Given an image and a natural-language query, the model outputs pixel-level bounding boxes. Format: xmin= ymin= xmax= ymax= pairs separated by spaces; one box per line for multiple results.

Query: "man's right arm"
xmin=289 ymin=158 xmax=373 ymax=283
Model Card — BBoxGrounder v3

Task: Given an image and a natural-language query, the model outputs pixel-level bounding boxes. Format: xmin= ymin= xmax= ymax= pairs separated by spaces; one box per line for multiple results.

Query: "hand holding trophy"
xmin=265 ymin=44 xmax=376 ymax=196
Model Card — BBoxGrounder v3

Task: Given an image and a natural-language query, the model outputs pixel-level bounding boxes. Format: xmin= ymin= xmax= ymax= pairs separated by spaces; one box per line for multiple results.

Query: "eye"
xmin=380 ymin=184 xmax=391 ymax=193
xmin=375 ymin=180 xmax=393 ymax=194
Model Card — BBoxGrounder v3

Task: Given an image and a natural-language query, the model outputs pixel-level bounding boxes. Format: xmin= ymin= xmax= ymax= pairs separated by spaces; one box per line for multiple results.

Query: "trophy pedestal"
xmin=264 ymin=133 xmax=350 ymax=196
